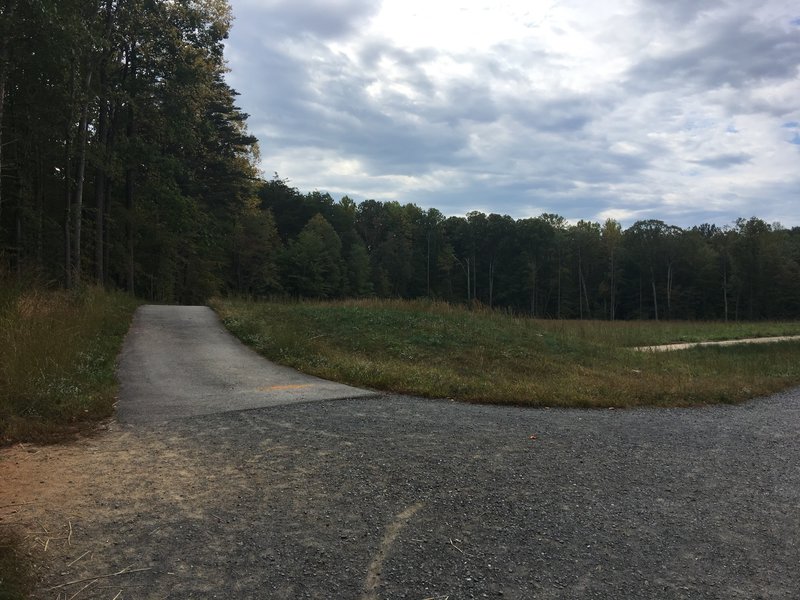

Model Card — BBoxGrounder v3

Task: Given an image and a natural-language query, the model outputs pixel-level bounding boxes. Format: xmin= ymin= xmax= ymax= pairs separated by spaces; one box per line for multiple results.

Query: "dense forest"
xmin=1 ymin=0 xmax=799 ymax=320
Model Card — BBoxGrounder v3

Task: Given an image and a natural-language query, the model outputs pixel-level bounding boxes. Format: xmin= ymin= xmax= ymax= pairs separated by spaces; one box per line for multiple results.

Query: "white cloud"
xmin=225 ymin=0 xmax=800 ymax=227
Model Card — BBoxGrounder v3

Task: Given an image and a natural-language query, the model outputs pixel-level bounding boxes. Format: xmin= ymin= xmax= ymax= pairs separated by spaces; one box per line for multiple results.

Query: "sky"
xmin=223 ymin=0 xmax=800 ymax=228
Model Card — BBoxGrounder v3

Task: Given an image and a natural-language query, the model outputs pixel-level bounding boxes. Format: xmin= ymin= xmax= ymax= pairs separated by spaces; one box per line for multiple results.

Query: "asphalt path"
xmin=116 ymin=305 xmax=377 ymax=423
xmin=22 ymin=305 xmax=800 ymax=598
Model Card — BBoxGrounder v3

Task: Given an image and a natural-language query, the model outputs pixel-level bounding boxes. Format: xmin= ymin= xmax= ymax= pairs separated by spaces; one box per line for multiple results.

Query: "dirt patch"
xmin=0 ymin=422 xmax=253 ymax=598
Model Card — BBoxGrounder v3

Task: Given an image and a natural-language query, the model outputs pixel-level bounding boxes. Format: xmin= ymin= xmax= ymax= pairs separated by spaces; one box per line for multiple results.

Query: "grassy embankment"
xmin=213 ymin=297 xmax=800 ymax=408
xmin=0 ymin=284 xmax=139 ymax=445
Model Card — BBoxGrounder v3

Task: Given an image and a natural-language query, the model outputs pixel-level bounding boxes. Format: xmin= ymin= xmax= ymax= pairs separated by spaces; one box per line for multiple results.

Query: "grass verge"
xmin=212 ymin=297 xmax=800 ymax=408
xmin=0 ymin=283 xmax=139 ymax=445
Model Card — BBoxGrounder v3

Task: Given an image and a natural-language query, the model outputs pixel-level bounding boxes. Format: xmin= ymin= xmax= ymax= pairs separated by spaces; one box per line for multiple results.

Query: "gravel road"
xmin=3 ymin=306 xmax=800 ymax=599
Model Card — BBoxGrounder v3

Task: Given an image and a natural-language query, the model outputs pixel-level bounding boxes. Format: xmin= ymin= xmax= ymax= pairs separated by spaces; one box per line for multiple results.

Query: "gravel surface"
xmin=4 ymin=306 xmax=799 ymax=599
xmin=7 ymin=393 xmax=798 ymax=599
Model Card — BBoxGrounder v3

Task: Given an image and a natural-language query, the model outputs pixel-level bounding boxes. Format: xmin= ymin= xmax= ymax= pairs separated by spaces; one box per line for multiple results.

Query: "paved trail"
xmin=116 ymin=305 xmax=377 ymax=423
xmin=2 ymin=305 xmax=800 ymax=599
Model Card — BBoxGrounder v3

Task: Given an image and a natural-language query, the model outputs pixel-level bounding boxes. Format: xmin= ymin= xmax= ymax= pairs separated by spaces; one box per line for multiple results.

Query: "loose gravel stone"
xmin=15 ymin=391 xmax=800 ymax=599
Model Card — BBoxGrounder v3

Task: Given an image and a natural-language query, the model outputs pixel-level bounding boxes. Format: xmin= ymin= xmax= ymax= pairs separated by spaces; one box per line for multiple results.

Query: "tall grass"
xmin=0 ymin=283 xmax=139 ymax=444
xmin=212 ymin=297 xmax=800 ymax=408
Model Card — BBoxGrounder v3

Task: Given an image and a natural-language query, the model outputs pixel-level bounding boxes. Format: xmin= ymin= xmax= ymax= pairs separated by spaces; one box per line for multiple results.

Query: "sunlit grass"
xmin=0 ymin=283 xmax=139 ymax=444
xmin=212 ymin=297 xmax=800 ymax=408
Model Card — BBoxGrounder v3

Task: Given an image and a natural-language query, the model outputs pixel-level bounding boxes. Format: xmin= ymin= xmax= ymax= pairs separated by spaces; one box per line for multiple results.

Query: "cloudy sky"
xmin=224 ymin=0 xmax=800 ymax=227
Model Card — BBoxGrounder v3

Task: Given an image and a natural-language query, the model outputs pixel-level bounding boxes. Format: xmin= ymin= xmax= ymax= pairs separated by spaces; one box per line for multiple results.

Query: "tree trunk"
xmin=94 ymin=132 xmax=106 ymax=282
xmin=94 ymin=93 xmax=111 ymax=284
xmin=94 ymin=0 xmax=114 ymax=285
xmin=125 ymin=44 xmax=137 ymax=294
xmin=577 ymin=259 xmax=584 ymax=320
xmin=465 ymin=257 xmax=470 ymax=302
xmin=556 ymin=249 xmax=562 ymax=319
xmin=488 ymin=259 xmax=494 ymax=308
xmin=35 ymin=152 xmax=44 ymax=268
xmin=14 ymin=212 xmax=21 ymax=275
xmin=722 ymin=259 xmax=729 ymax=323
xmin=426 ymin=231 xmax=431 ymax=297
xmin=609 ymin=251 xmax=616 ymax=321
xmin=0 ymin=0 xmax=17 ymax=232
xmin=666 ymin=261 xmax=673 ymax=318
xmin=64 ymin=144 xmax=72 ymax=289
xmin=0 ymin=58 xmax=6 ymax=230
xmin=64 ymin=111 xmax=74 ymax=289
xmin=72 ymin=69 xmax=93 ymax=285
xmin=471 ymin=251 xmax=477 ymax=302
xmin=650 ymin=267 xmax=659 ymax=321
xmin=581 ymin=270 xmax=591 ymax=320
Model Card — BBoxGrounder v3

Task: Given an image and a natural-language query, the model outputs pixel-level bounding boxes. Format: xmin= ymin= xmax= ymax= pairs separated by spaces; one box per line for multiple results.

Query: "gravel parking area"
xmin=3 ymin=391 xmax=799 ymax=599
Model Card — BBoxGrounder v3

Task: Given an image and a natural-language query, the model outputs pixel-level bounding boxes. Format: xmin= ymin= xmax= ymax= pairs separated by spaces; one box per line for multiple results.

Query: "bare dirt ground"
xmin=3 ymin=306 xmax=800 ymax=599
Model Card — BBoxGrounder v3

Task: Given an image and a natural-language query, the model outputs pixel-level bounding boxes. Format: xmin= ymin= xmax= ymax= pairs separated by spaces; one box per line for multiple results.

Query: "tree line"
xmin=2 ymin=1 xmax=799 ymax=319
xmin=246 ymin=179 xmax=800 ymax=321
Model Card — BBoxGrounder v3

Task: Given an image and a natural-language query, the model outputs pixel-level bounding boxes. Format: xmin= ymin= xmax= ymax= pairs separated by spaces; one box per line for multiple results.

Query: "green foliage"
xmin=0 ymin=284 xmax=139 ymax=444
xmin=345 ymin=239 xmax=373 ymax=296
xmin=232 ymin=207 xmax=283 ymax=296
xmin=213 ymin=297 xmax=800 ymax=408
xmin=0 ymin=0 xmax=258 ymax=303
xmin=280 ymin=214 xmax=345 ymax=298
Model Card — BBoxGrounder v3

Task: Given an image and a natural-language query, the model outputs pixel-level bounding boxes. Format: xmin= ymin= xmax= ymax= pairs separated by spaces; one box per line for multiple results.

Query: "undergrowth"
xmin=212 ymin=297 xmax=800 ymax=408
xmin=0 ymin=282 xmax=139 ymax=445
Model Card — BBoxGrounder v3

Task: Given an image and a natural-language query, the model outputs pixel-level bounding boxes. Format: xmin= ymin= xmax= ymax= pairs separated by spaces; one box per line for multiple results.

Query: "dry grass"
xmin=212 ymin=297 xmax=800 ymax=408
xmin=0 ymin=283 xmax=139 ymax=445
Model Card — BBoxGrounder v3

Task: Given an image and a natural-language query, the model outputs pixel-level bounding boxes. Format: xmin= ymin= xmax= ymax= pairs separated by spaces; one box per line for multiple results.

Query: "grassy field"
xmin=0 ymin=284 xmax=139 ymax=445
xmin=212 ymin=297 xmax=800 ymax=408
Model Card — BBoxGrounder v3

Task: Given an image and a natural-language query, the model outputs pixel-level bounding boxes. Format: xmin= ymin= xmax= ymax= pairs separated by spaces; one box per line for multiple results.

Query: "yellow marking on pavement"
xmin=256 ymin=384 xmax=316 ymax=392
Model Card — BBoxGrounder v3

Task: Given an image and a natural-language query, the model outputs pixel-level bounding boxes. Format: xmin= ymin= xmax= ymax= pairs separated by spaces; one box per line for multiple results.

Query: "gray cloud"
xmin=226 ymin=0 xmax=800 ymax=228
xmin=244 ymin=0 xmax=379 ymax=39
xmin=628 ymin=14 xmax=800 ymax=91
xmin=690 ymin=153 xmax=752 ymax=169
xmin=639 ymin=0 xmax=726 ymax=26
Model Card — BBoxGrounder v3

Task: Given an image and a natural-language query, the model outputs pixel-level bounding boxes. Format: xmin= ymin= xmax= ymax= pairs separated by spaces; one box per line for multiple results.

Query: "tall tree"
xmin=0 ymin=0 xmax=18 ymax=232
xmin=600 ymin=219 xmax=622 ymax=320
xmin=281 ymin=214 xmax=344 ymax=298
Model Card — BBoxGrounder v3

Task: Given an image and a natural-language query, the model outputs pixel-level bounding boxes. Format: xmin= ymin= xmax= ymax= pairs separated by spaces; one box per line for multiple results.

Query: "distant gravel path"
xmin=116 ymin=305 xmax=376 ymax=423
xmin=3 ymin=306 xmax=799 ymax=599
xmin=636 ymin=334 xmax=800 ymax=352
